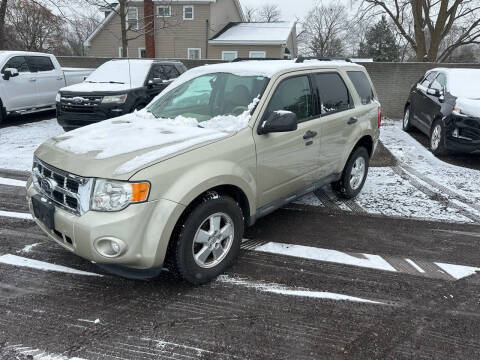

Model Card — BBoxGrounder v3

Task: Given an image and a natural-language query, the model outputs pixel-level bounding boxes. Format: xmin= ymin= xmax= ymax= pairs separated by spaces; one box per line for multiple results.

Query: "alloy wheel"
xmin=350 ymin=157 xmax=366 ymax=191
xmin=431 ymin=124 xmax=442 ymax=151
xmin=192 ymin=212 xmax=234 ymax=269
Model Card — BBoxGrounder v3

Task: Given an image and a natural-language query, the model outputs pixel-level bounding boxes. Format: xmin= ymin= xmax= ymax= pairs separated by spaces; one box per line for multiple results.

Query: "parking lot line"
xmin=0 ymin=210 xmax=32 ymax=220
xmin=0 ymin=176 xmax=26 ymax=187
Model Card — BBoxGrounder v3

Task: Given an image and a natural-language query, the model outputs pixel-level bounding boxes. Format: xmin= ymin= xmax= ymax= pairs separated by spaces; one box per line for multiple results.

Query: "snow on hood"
xmin=61 ymin=81 xmax=131 ymax=93
xmin=455 ymin=98 xmax=480 ymax=118
xmin=53 ymin=99 xmax=257 ymax=175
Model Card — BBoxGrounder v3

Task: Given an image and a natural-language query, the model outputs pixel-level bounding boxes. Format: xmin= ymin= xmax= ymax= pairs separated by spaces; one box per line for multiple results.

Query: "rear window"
xmin=347 ymin=71 xmax=375 ymax=105
xmin=27 ymin=56 xmax=55 ymax=72
xmin=312 ymin=73 xmax=351 ymax=114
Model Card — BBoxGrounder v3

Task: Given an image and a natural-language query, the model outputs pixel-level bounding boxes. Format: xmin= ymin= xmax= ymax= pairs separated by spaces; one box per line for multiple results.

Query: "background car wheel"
xmin=168 ymin=194 xmax=244 ymax=285
xmin=0 ymin=103 xmax=5 ymax=125
xmin=430 ymin=119 xmax=448 ymax=156
xmin=332 ymin=147 xmax=370 ymax=199
xmin=403 ymin=106 xmax=413 ymax=132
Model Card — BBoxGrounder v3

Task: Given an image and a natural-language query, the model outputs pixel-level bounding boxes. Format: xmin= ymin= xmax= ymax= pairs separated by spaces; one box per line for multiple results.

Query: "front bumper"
xmin=56 ymin=102 xmax=131 ymax=130
xmin=445 ymin=114 xmax=480 ymax=153
xmin=26 ymin=179 xmax=185 ymax=269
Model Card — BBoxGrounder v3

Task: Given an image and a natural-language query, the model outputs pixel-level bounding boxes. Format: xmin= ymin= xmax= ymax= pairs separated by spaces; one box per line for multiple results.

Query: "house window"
xmin=249 ymin=51 xmax=266 ymax=59
xmin=118 ymin=47 xmax=129 ymax=58
xmin=183 ymin=5 xmax=194 ymax=20
xmin=157 ymin=5 xmax=171 ymax=17
xmin=188 ymin=48 xmax=201 ymax=60
xmin=127 ymin=7 xmax=138 ymax=30
xmin=138 ymin=48 xmax=146 ymax=58
xmin=222 ymin=51 xmax=238 ymax=61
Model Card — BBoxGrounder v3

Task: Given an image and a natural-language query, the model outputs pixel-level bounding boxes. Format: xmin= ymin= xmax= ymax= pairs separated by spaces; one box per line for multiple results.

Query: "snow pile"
xmin=0 ymin=118 xmax=64 ymax=171
xmin=380 ymin=119 xmax=480 ymax=206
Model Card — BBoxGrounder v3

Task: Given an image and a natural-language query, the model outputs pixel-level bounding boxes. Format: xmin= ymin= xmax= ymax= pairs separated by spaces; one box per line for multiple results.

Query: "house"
xmin=84 ymin=0 xmax=297 ymax=60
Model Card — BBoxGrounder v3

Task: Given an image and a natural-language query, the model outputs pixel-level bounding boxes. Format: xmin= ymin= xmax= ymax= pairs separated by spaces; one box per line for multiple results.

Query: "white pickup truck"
xmin=0 ymin=51 xmax=93 ymax=123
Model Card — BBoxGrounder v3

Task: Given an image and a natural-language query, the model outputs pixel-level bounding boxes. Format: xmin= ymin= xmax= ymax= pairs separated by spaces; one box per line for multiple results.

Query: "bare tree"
xmin=5 ymin=0 xmax=67 ymax=52
xmin=257 ymin=4 xmax=281 ymax=22
xmin=358 ymin=0 xmax=480 ymax=62
xmin=301 ymin=3 xmax=350 ymax=57
xmin=0 ymin=0 xmax=7 ymax=49
xmin=244 ymin=5 xmax=257 ymax=22
xmin=65 ymin=11 xmax=101 ymax=55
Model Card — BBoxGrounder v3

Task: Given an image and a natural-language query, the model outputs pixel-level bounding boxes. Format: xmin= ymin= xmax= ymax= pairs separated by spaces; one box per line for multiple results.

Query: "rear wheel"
xmin=403 ymin=106 xmax=413 ymax=132
xmin=332 ymin=147 xmax=370 ymax=199
xmin=0 ymin=102 xmax=5 ymax=125
xmin=430 ymin=119 xmax=448 ymax=156
xmin=168 ymin=194 xmax=244 ymax=285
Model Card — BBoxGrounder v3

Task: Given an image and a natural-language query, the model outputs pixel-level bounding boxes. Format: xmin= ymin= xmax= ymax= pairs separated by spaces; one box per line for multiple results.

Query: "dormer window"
xmin=183 ymin=5 xmax=194 ymax=20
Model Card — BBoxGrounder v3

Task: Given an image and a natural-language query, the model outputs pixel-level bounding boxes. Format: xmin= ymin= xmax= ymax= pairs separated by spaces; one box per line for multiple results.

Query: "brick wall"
xmin=57 ymin=57 xmax=480 ymax=118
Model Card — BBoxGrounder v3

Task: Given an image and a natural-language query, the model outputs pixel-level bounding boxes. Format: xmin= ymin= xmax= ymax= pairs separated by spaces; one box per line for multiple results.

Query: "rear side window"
xmin=313 ymin=73 xmax=351 ymax=114
xmin=347 ymin=71 xmax=375 ymax=105
xmin=26 ymin=56 xmax=55 ymax=72
xmin=150 ymin=65 xmax=180 ymax=80
xmin=265 ymin=76 xmax=312 ymax=122
xmin=2 ymin=56 xmax=30 ymax=73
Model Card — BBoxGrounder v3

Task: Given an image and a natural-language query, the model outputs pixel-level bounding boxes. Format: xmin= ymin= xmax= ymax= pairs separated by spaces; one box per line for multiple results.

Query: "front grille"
xmin=60 ymin=95 xmax=102 ymax=113
xmin=33 ymin=158 xmax=90 ymax=215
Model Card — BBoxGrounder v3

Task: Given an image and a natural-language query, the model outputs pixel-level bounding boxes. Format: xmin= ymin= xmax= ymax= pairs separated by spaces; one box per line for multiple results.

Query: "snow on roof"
xmin=209 ymin=22 xmax=296 ymax=45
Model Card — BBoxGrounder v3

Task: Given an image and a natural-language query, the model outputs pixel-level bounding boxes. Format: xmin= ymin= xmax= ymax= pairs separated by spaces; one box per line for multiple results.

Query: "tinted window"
xmin=347 ymin=71 xmax=375 ymax=105
xmin=150 ymin=65 xmax=180 ymax=80
xmin=265 ymin=76 xmax=312 ymax=121
xmin=27 ymin=56 xmax=54 ymax=72
xmin=313 ymin=73 xmax=351 ymax=114
xmin=420 ymin=72 xmax=436 ymax=87
xmin=2 ymin=56 xmax=30 ymax=73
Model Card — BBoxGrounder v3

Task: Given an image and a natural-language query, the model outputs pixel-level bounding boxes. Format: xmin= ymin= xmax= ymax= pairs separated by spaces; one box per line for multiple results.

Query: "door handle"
xmin=303 ymin=130 xmax=317 ymax=140
xmin=348 ymin=117 xmax=358 ymax=125
xmin=29 ymin=78 xmax=36 ymax=82
xmin=57 ymin=76 xmax=64 ymax=80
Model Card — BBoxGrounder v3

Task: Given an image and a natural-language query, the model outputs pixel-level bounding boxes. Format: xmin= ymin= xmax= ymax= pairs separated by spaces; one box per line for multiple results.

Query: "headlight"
xmin=91 ymin=179 xmax=150 ymax=212
xmin=56 ymin=93 xmax=61 ymax=102
xmin=102 ymin=94 xmax=128 ymax=104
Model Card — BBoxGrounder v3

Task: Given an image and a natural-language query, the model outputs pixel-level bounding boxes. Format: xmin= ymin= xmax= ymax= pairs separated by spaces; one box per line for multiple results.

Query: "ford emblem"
xmin=41 ymin=178 xmax=55 ymax=193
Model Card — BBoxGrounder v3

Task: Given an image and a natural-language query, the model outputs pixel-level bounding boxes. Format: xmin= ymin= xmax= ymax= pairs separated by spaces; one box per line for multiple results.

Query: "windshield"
xmin=148 ymin=73 xmax=269 ymax=125
xmin=448 ymin=70 xmax=480 ymax=99
xmin=85 ymin=60 xmax=152 ymax=88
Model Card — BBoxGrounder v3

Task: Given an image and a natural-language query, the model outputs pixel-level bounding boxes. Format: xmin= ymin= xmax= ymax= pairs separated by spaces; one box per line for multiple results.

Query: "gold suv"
xmin=27 ymin=59 xmax=381 ymax=284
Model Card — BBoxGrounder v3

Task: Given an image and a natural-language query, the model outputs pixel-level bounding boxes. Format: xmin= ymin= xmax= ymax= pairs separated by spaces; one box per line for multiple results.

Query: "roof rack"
xmin=231 ymin=58 xmax=285 ymax=62
xmin=295 ymin=56 xmax=352 ymax=63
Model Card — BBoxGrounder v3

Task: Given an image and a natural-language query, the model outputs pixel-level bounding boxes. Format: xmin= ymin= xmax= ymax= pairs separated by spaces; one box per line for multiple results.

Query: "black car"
xmin=404 ymin=68 xmax=480 ymax=155
xmin=56 ymin=59 xmax=186 ymax=131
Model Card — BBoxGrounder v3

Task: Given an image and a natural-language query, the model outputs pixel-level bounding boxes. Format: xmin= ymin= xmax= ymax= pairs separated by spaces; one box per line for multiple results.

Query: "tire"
xmin=332 ymin=147 xmax=370 ymax=199
xmin=429 ymin=119 xmax=448 ymax=156
xmin=0 ymin=102 xmax=5 ymax=125
xmin=168 ymin=194 xmax=244 ymax=285
xmin=403 ymin=106 xmax=413 ymax=132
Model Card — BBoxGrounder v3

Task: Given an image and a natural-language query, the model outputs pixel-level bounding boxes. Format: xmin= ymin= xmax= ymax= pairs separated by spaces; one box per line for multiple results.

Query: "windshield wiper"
xmin=97 ymin=81 xmax=125 ymax=84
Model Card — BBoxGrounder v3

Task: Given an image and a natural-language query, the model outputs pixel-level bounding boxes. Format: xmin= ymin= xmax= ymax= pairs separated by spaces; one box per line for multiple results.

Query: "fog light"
xmin=453 ymin=128 xmax=459 ymax=138
xmin=94 ymin=237 xmax=125 ymax=258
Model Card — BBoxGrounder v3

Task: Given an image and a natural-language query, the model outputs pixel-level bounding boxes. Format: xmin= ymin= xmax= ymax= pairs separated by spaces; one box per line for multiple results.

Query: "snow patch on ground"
xmin=256 ymin=242 xmax=397 ymax=272
xmin=380 ymin=119 xmax=480 ymax=206
xmin=0 ymin=254 xmax=101 ymax=276
xmin=435 ymin=262 xmax=480 ymax=280
xmin=0 ymin=210 xmax=33 ymax=220
xmin=217 ymin=275 xmax=384 ymax=304
xmin=3 ymin=344 xmax=86 ymax=360
xmin=0 ymin=119 xmax=64 ymax=171
xmin=0 ymin=176 xmax=26 ymax=187
xmin=18 ymin=243 xmax=41 ymax=254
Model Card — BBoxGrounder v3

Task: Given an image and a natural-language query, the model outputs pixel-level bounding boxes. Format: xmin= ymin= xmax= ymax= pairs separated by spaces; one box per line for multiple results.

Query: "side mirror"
xmin=427 ymin=88 xmax=441 ymax=97
xmin=258 ymin=110 xmax=298 ymax=135
xmin=3 ymin=68 xmax=19 ymax=80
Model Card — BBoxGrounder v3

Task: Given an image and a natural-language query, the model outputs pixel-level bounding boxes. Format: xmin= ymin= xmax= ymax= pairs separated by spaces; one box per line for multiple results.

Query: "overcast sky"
xmin=240 ymin=0 xmax=315 ymax=21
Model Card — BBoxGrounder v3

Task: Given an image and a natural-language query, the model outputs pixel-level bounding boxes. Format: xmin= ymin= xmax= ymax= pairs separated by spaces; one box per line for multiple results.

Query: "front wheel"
xmin=332 ymin=147 xmax=370 ymax=199
xmin=430 ymin=120 xmax=448 ymax=156
xmin=168 ymin=195 xmax=244 ymax=285
xmin=403 ymin=106 xmax=413 ymax=132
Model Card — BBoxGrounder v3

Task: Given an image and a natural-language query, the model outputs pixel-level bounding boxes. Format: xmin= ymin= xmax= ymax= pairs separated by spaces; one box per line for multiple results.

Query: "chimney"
xmin=144 ymin=0 xmax=156 ymax=58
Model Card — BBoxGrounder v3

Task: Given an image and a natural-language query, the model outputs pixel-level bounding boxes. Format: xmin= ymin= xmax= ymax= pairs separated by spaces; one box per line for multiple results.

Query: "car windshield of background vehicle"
xmin=448 ymin=70 xmax=480 ymax=99
xmin=148 ymin=73 xmax=269 ymax=125
xmin=85 ymin=60 xmax=152 ymax=88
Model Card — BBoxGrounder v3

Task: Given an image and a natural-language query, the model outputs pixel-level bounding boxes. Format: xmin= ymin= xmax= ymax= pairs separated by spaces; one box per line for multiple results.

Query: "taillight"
xmin=377 ymin=107 xmax=382 ymax=128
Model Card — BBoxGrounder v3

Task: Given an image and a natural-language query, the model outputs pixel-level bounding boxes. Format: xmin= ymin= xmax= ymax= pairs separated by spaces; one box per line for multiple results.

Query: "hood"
xmin=34 ymin=112 xmax=230 ymax=180
xmin=455 ymin=98 xmax=480 ymax=118
xmin=60 ymin=81 xmax=134 ymax=93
